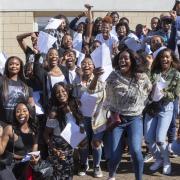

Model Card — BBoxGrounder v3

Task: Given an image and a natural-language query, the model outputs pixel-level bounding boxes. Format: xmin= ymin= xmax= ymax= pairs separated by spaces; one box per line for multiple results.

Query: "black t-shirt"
xmin=0 ymin=77 xmax=33 ymax=124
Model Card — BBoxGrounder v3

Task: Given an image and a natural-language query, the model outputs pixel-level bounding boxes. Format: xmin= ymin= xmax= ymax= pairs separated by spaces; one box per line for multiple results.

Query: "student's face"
xmin=65 ymin=52 xmax=76 ymax=69
xmin=101 ymin=22 xmax=111 ymax=39
xmin=160 ymin=51 xmax=173 ymax=71
xmin=16 ymin=103 xmax=29 ymax=125
xmin=59 ymin=18 xmax=66 ymax=30
xmin=151 ymin=18 xmax=159 ymax=31
xmin=55 ymin=85 xmax=68 ymax=103
xmin=151 ymin=36 xmax=163 ymax=52
xmin=48 ymin=49 xmax=59 ymax=67
xmin=161 ymin=21 xmax=171 ymax=33
xmin=81 ymin=58 xmax=94 ymax=76
xmin=8 ymin=58 xmax=21 ymax=76
xmin=176 ymin=3 xmax=180 ymax=16
xmin=92 ymin=42 xmax=101 ymax=51
xmin=118 ymin=51 xmax=132 ymax=75
xmin=116 ymin=25 xmax=127 ymax=37
xmin=77 ymin=23 xmax=85 ymax=33
xmin=95 ymin=20 xmax=102 ymax=32
xmin=111 ymin=14 xmax=119 ymax=25
xmin=63 ymin=35 xmax=73 ymax=49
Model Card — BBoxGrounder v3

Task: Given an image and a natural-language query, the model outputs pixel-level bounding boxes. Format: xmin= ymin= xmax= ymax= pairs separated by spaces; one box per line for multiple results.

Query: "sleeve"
xmin=28 ymin=87 xmax=33 ymax=97
xmin=168 ymin=21 xmax=176 ymax=51
xmin=46 ymin=118 xmax=59 ymax=129
xmin=69 ymin=17 xmax=79 ymax=31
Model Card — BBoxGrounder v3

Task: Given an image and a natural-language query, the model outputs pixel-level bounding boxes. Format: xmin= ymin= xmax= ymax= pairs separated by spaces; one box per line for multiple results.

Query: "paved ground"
xmin=74 ymin=155 xmax=180 ymax=180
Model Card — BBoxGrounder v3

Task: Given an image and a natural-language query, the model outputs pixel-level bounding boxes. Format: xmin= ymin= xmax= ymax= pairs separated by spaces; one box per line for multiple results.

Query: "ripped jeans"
xmin=144 ymin=102 xmax=173 ymax=164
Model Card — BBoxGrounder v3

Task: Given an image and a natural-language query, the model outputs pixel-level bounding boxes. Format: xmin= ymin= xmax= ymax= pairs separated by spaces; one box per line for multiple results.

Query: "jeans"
xmin=79 ymin=117 xmax=105 ymax=167
xmin=167 ymin=98 xmax=179 ymax=143
xmin=172 ymin=140 xmax=180 ymax=155
xmin=144 ymin=102 xmax=173 ymax=164
xmin=108 ymin=115 xmax=144 ymax=180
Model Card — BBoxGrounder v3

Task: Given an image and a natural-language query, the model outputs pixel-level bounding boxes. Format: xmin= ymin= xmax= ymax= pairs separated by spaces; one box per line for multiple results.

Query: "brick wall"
xmin=0 ymin=12 xmax=34 ymax=60
xmin=0 ymin=11 xmax=165 ymax=60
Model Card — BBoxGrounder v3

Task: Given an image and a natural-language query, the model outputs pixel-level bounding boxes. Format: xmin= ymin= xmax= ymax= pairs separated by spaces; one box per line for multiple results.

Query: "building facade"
xmin=0 ymin=0 xmax=175 ymax=59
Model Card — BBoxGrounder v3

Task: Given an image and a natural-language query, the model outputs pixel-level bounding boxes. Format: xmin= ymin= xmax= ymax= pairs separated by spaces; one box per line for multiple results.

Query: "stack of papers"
xmin=0 ymin=52 xmax=7 ymax=75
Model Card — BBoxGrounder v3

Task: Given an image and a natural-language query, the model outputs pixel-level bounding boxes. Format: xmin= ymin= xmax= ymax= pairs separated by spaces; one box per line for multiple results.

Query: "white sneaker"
xmin=163 ymin=163 xmax=171 ymax=175
xmin=150 ymin=159 xmax=163 ymax=171
xmin=107 ymin=178 xmax=115 ymax=180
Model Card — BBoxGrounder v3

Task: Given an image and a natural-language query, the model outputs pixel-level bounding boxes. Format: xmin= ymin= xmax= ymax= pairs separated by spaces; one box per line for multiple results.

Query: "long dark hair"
xmin=54 ymin=14 xmax=69 ymax=33
xmin=4 ymin=56 xmax=25 ymax=81
xmin=13 ymin=102 xmax=38 ymax=135
xmin=49 ymin=82 xmax=83 ymax=129
xmin=113 ymin=49 xmax=140 ymax=76
xmin=2 ymin=56 xmax=29 ymax=103
xmin=151 ymin=48 xmax=180 ymax=74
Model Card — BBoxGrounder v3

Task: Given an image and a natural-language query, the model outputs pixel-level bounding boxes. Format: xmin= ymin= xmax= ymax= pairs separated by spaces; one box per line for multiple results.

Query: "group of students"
xmin=0 ymin=1 xmax=180 ymax=180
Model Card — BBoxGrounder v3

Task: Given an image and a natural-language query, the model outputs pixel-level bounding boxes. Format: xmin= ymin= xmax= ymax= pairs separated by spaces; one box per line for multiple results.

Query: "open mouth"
xmin=19 ymin=117 xmax=26 ymax=122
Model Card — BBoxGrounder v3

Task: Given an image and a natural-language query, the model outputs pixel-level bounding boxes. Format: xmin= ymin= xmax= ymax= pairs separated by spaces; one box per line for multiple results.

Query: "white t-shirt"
xmin=95 ymin=33 xmax=118 ymax=53
xmin=69 ymin=68 xmax=77 ymax=84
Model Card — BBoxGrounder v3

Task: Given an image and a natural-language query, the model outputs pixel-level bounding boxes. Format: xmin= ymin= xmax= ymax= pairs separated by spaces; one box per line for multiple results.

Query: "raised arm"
xmin=16 ymin=32 xmax=33 ymax=52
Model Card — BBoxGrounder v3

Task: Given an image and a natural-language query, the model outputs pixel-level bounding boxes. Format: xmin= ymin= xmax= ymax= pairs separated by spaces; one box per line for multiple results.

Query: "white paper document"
xmin=151 ymin=77 xmax=167 ymax=102
xmin=45 ymin=18 xmax=63 ymax=30
xmin=90 ymin=43 xmax=113 ymax=81
xmin=125 ymin=38 xmax=142 ymax=52
xmin=77 ymin=52 xmax=85 ymax=67
xmin=60 ymin=120 xmax=86 ymax=148
xmin=0 ymin=52 xmax=7 ymax=75
xmin=37 ymin=31 xmax=57 ymax=54
xmin=33 ymin=91 xmax=44 ymax=115
xmin=73 ymin=32 xmax=83 ymax=52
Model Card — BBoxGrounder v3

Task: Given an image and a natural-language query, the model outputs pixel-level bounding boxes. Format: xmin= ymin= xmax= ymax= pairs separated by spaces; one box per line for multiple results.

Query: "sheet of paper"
xmin=99 ymin=64 xmax=113 ymax=82
xmin=28 ymin=151 xmax=40 ymax=156
xmin=90 ymin=43 xmax=113 ymax=82
xmin=37 ymin=31 xmax=57 ymax=54
xmin=90 ymin=43 xmax=112 ymax=68
xmin=151 ymin=77 xmax=167 ymax=102
xmin=45 ymin=18 xmax=63 ymax=30
xmin=0 ymin=52 xmax=7 ymax=75
xmin=125 ymin=38 xmax=142 ymax=52
xmin=80 ymin=92 xmax=98 ymax=117
xmin=73 ymin=32 xmax=83 ymax=52
xmin=77 ymin=52 xmax=85 ymax=67
xmin=60 ymin=120 xmax=86 ymax=148
xmin=33 ymin=91 xmax=44 ymax=115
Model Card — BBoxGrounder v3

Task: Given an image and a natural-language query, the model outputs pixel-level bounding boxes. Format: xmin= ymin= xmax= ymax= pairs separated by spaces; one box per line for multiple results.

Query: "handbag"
xmin=106 ymin=111 xmax=122 ymax=131
xmin=31 ymin=160 xmax=53 ymax=179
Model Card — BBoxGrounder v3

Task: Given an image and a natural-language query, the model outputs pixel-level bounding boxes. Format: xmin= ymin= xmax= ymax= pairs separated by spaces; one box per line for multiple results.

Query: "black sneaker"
xmin=93 ymin=166 xmax=103 ymax=178
xmin=78 ymin=164 xmax=89 ymax=176
xmin=144 ymin=153 xmax=153 ymax=163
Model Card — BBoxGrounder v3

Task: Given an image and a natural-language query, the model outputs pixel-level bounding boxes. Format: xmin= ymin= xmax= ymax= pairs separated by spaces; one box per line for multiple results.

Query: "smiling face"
xmin=16 ymin=103 xmax=29 ymax=125
xmin=101 ymin=22 xmax=111 ymax=40
xmin=62 ymin=35 xmax=73 ymax=49
xmin=81 ymin=58 xmax=94 ymax=76
xmin=55 ymin=85 xmax=68 ymax=104
xmin=111 ymin=13 xmax=119 ymax=25
xmin=160 ymin=50 xmax=173 ymax=72
xmin=8 ymin=58 xmax=21 ymax=76
xmin=65 ymin=51 xmax=76 ymax=69
xmin=47 ymin=49 xmax=59 ymax=67
xmin=151 ymin=18 xmax=159 ymax=31
xmin=116 ymin=25 xmax=127 ymax=37
xmin=118 ymin=51 xmax=132 ymax=75
xmin=59 ymin=18 xmax=66 ymax=30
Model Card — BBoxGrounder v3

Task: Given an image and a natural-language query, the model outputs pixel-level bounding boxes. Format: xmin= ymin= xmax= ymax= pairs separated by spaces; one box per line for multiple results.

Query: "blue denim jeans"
xmin=172 ymin=140 xmax=180 ymax=155
xmin=79 ymin=117 xmax=106 ymax=167
xmin=167 ymin=98 xmax=179 ymax=143
xmin=108 ymin=115 xmax=144 ymax=180
xmin=144 ymin=102 xmax=173 ymax=164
